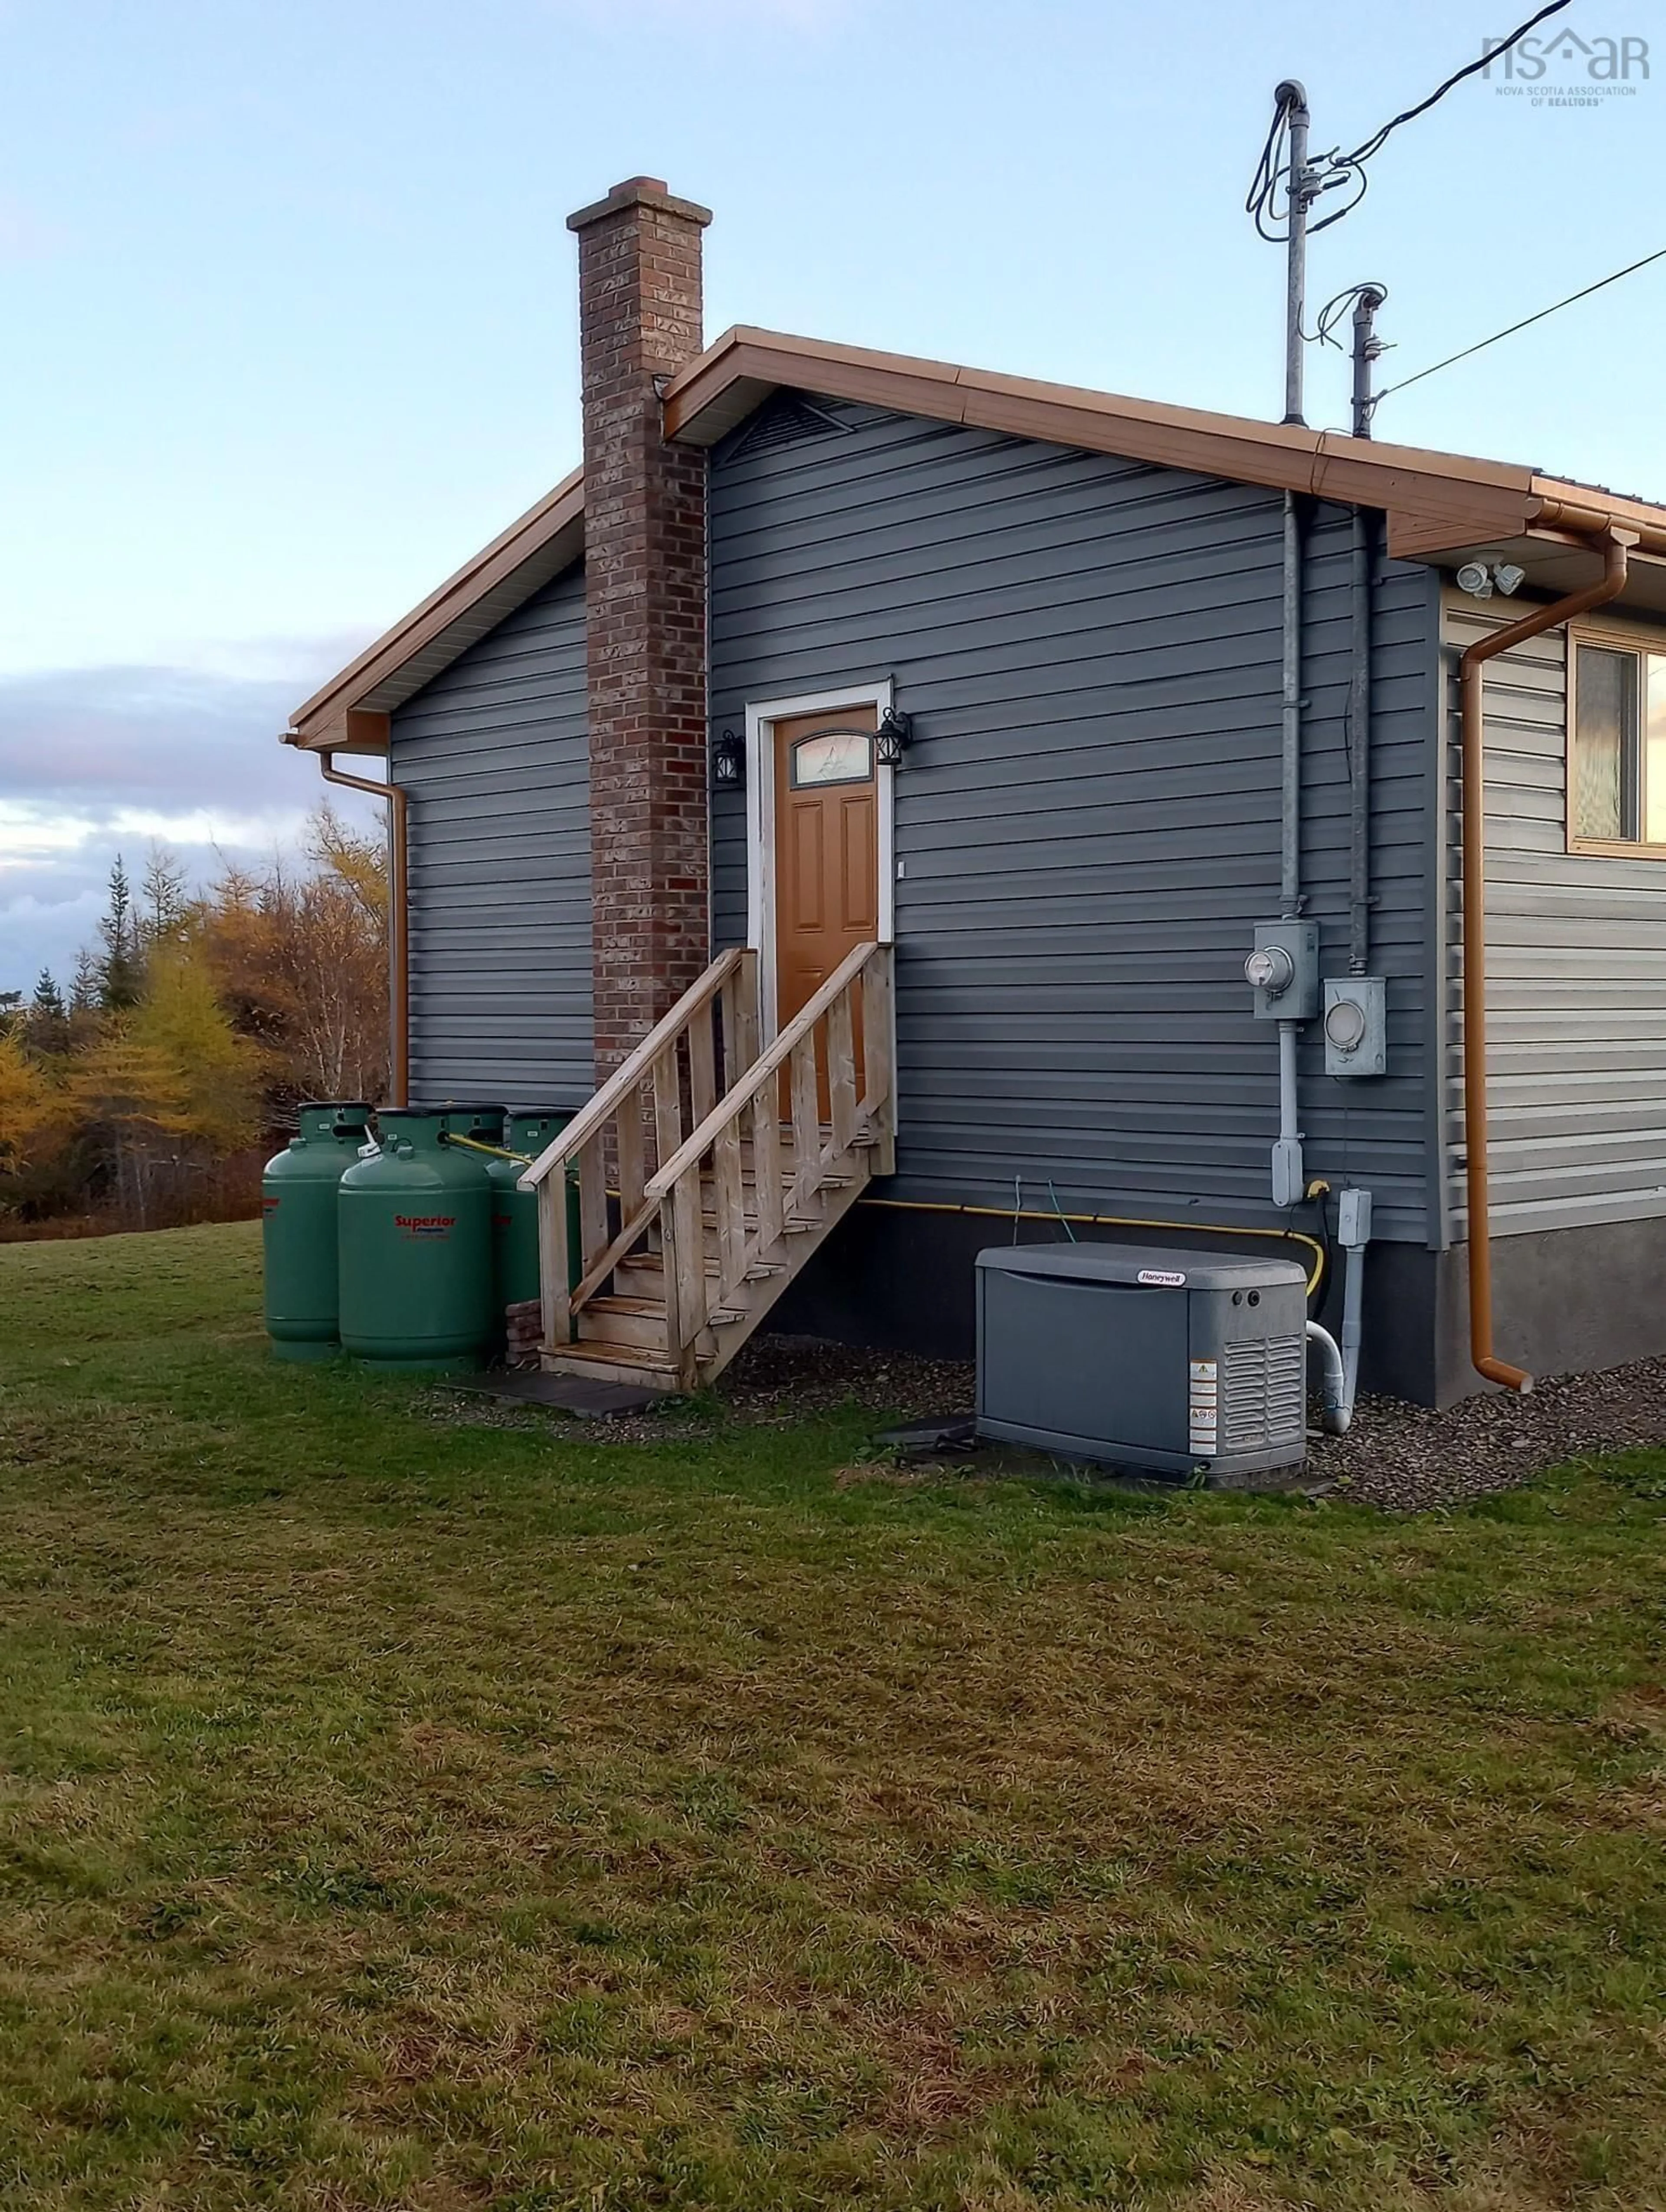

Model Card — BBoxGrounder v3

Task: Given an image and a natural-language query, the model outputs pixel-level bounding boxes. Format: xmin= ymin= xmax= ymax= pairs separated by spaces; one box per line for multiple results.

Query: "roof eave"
xmin=285 ymin=467 xmax=585 ymax=749
xmin=667 ymin=328 xmax=1666 ymax=587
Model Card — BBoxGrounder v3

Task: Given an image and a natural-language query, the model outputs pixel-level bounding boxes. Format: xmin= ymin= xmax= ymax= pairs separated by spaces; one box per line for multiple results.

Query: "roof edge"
xmin=666 ymin=326 xmax=1666 ymax=557
xmin=286 ymin=465 xmax=585 ymax=747
xmin=286 ymin=331 xmax=1666 ymax=753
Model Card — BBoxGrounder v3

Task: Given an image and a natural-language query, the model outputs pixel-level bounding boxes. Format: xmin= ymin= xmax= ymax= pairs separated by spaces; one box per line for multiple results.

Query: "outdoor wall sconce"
xmin=711 ymin=729 xmax=746 ymax=790
xmin=876 ymin=705 xmax=913 ymax=766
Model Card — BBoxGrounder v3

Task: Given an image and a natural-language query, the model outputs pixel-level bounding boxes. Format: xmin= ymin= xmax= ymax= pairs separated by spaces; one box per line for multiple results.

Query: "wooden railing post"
xmin=826 ymin=990 xmax=857 ymax=1155
xmin=538 ymin=1173 xmax=572 ymax=1351
xmin=652 ymin=1047 xmax=681 ymax=1178
xmin=862 ymin=948 xmax=897 ymax=1176
xmin=669 ymin=1174 xmax=706 ymax=1385
xmin=712 ymin=1118 xmax=746 ymax=1302
xmin=750 ymin=1091 xmax=784 ymax=1250
xmin=788 ymin=1032 xmax=821 ymax=1214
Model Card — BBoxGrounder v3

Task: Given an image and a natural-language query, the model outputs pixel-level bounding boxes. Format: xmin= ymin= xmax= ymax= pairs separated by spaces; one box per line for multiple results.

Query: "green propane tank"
xmin=433 ymin=1104 xmax=509 ymax=1349
xmin=490 ymin=1109 xmax=578 ymax=1308
xmin=338 ymin=1108 xmax=495 ymax=1371
xmin=262 ymin=1102 xmax=373 ymax=1361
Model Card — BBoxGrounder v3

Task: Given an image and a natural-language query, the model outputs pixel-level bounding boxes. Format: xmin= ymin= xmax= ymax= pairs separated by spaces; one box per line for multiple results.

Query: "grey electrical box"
xmin=1246 ymin=920 xmax=1319 ymax=1020
xmin=1323 ymin=975 xmax=1387 ymax=1077
xmin=975 ymin=1244 xmax=1309 ymax=1478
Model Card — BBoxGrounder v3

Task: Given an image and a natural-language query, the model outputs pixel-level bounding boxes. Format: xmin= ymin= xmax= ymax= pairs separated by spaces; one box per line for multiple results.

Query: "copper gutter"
xmin=1459 ymin=530 xmax=1634 ymax=1391
xmin=281 ymin=736 xmax=410 ymax=1107
xmin=1531 ymin=492 xmax=1666 ymax=557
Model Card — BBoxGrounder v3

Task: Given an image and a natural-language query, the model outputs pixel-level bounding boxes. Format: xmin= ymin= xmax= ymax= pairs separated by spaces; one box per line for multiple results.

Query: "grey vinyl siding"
xmin=1442 ymin=593 xmax=1666 ymax=1236
xmin=391 ymin=563 xmax=593 ymax=1106
xmin=710 ymin=398 xmax=1440 ymax=1242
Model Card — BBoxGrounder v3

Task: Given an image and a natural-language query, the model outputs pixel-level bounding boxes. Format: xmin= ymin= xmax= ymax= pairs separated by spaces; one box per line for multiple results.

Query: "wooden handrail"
xmin=645 ymin=941 xmax=881 ymax=1201
xmin=517 ymin=948 xmax=749 ymax=1190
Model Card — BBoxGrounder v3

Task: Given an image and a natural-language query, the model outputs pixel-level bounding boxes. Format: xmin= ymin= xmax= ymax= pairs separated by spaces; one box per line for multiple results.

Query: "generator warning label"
xmin=395 ymin=1214 xmax=455 ymax=1240
xmin=1137 ymin=1267 xmax=1186 ymax=1287
xmin=1188 ymin=1357 xmax=1218 ymax=1457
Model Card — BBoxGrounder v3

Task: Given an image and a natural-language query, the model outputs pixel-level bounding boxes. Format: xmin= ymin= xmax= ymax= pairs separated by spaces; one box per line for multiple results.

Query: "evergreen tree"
xmin=98 ymin=857 xmax=142 ymax=1011
xmin=139 ymin=843 xmax=190 ymax=950
xmin=69 ymin=947 xmax=101 ymax=1013
xmin=24 ymin=969 xmax=70 ymax=1058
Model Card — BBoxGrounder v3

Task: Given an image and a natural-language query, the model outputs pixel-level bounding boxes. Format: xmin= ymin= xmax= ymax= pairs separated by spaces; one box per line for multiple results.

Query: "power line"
xmin=1339 ymin=0 xmax=1571 ymax=168
xmin=1246 ymin=0 xmax=1573 ymax=245
xmin=1374 ymin=245 xmax=1666 ymax=406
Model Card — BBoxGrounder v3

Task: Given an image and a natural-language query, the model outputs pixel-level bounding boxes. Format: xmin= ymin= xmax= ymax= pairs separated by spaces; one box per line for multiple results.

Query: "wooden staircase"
xmin=517 ymin=942 xmax=895 ymax=1391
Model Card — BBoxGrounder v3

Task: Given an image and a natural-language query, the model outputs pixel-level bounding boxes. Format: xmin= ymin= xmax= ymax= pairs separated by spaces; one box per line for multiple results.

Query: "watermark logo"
xmin=1484 ymin=25 xmax=1650 ymax=103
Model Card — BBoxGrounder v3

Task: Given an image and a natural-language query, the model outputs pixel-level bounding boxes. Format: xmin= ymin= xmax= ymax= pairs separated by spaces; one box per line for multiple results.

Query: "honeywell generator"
xmin=975 ymin=1244 xmax=1309 ymax=1477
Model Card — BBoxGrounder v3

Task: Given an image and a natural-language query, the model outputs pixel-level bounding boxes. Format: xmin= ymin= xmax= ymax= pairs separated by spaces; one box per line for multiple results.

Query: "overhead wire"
xmin=1338 ymin=0 xmax=1571 ymax=168
xmin=1374 ymin=245 xmax=1666 ymax=404
xmin=1246 ymin=0 xmax=1574 ymax=247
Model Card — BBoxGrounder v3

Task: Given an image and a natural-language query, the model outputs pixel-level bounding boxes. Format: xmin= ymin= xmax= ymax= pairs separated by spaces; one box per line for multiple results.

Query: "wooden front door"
xmin=773 ymin=705 xmax=880 ymax=1035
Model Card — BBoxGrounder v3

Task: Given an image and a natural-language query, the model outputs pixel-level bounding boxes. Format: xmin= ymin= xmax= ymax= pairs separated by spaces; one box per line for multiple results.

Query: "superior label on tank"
xmin=395 ymin=1214 xmax=456 ymax=1240
xmin=1137 ymin=1268 xmax=1186 ymax=1288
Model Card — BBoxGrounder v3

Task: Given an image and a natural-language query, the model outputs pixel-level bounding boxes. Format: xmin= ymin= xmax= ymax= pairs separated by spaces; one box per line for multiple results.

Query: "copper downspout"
xmin=281 ymin=737 xmax=410 ymax=1107
xmin=1459 ymin=530 xmax=1634 ymax=1391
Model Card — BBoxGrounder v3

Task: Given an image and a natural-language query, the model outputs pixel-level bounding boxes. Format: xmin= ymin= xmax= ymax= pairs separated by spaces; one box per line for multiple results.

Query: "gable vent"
xmin=728 ymin=393 xmax=852 ymax=462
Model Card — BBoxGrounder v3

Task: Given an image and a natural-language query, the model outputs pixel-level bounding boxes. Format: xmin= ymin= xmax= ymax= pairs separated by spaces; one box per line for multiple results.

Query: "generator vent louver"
xmin=728 ymin=393 xmax=852 ymax=461
xmin=1221 ymin=1332 xmax=1306 ymax=1452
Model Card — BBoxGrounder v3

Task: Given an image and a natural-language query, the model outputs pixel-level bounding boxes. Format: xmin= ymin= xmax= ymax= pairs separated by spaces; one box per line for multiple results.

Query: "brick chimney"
xmin=567 ymin=176 xmax=713 ymax=1082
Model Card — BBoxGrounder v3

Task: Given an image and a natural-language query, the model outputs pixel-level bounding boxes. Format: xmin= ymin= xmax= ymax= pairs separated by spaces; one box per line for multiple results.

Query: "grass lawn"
xmin=0 ymin=1224 xmax=1662 ymax=2211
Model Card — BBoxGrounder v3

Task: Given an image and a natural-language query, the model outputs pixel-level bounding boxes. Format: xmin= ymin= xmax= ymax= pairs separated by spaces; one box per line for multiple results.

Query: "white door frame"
xmin=744 ymin=679 xmax=895 ymax=1041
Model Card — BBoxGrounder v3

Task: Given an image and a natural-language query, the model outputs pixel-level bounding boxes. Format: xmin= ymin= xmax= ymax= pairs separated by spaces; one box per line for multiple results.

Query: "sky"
xmin=2 ymin=0 xmax=1661 ymax=993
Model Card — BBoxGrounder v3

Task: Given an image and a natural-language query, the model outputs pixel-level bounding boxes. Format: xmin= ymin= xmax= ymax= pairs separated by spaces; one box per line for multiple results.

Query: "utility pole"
xmin=1276 ymin=80 xmax=1315 ymax=425
xmin=1350 ymin=284 xmax=1387 ymax=438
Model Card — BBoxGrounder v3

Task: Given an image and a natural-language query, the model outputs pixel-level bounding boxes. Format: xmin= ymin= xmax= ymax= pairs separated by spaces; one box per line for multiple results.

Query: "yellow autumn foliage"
xmin=0 ymin=1031 xmax=66 ymax=1169
xmin=128 ymin=943 xmax=260 ymax=1154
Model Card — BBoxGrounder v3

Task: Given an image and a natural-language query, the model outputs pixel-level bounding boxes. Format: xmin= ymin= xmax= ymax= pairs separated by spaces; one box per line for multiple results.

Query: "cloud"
xmin=0 ymin=653 xmax=381 ymax=993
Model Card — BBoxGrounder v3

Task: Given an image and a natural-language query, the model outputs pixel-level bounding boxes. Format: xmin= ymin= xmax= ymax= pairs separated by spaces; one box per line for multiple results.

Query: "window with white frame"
xmin=1571 ymin=632 xmax=1666 ymax=850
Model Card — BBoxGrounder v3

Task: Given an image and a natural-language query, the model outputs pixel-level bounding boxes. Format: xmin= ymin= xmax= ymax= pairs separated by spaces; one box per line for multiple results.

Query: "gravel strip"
xmin=1310 ymin=1356 xmax=1666 ymax=1510
xmin=720 ymin=1337 xmax=1666 ymax=1511
xmin=436 ymin=1332 xmax=1666 ymax=1512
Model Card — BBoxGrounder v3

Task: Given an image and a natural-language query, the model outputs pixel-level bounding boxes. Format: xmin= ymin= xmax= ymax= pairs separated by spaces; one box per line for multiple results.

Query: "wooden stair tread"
xmin=548 ymin=1340 xmax=680 ymax=1378
xmin=617 ymin=1252 xmax=794 ymax=1282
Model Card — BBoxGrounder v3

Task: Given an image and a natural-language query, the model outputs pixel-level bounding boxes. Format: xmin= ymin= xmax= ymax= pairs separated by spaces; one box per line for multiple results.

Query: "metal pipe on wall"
xmin=305 ymin=746 xmax=410 ymax=1108
xmin=1277 ymin=81 xmax=1312 ymax=429
xmin=1458 ymin=530 xmax=1633 ymax=1392
xmin=1279 ymin=491 xmax=1304 ymax=920
xmin=1344 ymin=287 xmax=1385 ymax=975
xmin=1273 ymin=1019 xmax=1303 ymax=1210
xmin=1347 ymin=507 xmax=1374 ymax=973
xmin=1271 ymin=485 xmax=1306 ymax=1208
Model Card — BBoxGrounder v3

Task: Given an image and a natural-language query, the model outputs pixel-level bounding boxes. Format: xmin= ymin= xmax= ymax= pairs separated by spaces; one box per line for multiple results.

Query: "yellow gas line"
xmin=434 ymin=1131 xmax=1328 ymax=1299
xmin=439 ymin=1132 xmax=535 ymax=1166
xmin=859 ymin=1196 xmax=1326 ymax=1298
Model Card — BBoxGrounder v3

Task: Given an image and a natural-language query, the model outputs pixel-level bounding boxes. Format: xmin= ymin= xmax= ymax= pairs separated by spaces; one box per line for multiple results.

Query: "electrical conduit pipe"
xmin=1305 ymin=1320 xmax=1349 ymax=1434
xmin=1272 ymin=487 xmax=1307 ymax=1207
xmin=1459 ymin=529 xmax=1634 ymax=1391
